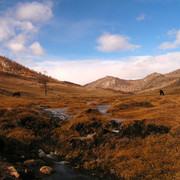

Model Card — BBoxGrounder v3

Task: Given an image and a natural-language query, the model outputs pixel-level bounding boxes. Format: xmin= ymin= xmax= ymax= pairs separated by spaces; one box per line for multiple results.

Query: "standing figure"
xmin=13 ymin=92 xmax=21 ymax=97
xmin=160 ymin=89 xmax=164 ymax=95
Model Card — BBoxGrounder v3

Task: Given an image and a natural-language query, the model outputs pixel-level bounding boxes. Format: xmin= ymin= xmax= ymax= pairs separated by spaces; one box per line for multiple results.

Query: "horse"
xmin=159 ymin=89 xmax=164 ymax=95
xmin=13 ymin=92 xmax=21 ymax=98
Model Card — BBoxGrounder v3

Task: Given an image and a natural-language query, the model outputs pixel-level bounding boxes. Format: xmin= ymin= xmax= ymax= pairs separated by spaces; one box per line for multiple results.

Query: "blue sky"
xmin=0 ymin=0 xmax=180 ymax=84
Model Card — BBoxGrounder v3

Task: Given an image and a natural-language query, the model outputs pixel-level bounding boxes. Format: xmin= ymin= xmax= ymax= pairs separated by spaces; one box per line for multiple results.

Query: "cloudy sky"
xmin=0 ymin=0 xmax=180 ymax=84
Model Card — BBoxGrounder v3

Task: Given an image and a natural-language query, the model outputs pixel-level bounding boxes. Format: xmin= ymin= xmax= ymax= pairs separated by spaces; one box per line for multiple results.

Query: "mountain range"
xmin=0 ymin=56 xmax=119 ymax=97
xmin=0 ymin=55 xmax=179 ymax=94
xmin=85 ymin=69 xmax=180 ymax=93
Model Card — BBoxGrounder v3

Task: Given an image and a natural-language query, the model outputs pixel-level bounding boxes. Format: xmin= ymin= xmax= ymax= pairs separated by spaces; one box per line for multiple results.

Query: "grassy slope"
xmin=0 ymin=73 xmax=122 ymax=98
xmin=52 ymin=86 xmax=180 ymax=179
xmin=0 ymin=74 xmax=179 ymax=179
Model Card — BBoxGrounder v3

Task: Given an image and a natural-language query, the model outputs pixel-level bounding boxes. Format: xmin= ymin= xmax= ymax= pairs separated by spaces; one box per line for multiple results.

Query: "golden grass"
xmin=0 ymin=82 xmax=179 ymax=179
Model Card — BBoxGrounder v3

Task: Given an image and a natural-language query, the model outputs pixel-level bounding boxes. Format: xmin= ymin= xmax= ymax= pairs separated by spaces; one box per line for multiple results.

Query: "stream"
xmin=39 ymin=106 xmax=100 ymax=180
xmin=40 ymin=104 xmax=123 ymax=123
xmin=43 ymin=161 xmax=99 ymax=180
xmin=42 ymin=107 xmax=74 ymax=120
xmin=95 ymin=105 xmax=124 ymax=122
xmin=39 ymin=103 xmax=123 ymax=179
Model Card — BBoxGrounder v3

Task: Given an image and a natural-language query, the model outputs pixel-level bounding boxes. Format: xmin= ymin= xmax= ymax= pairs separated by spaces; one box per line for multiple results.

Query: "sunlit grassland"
xmin=0 ymin=82 xmax=179 ymax=179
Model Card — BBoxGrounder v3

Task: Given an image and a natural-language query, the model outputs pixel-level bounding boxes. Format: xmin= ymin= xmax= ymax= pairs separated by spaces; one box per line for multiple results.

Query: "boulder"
xmin=40 ymin=166 xmax=54 ymax=175
xmin=38 ymin=149 xmax=46 ymax=158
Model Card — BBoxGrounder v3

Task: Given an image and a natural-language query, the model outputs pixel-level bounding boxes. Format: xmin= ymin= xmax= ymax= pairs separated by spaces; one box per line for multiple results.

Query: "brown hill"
xmin=166 ymin=69 xmax=180 ymax=77
xmin=85 ymin=70 xmax=180 ymax=93
xmin=85 ymin=76 xmax=131 ymax=90
xmin=63 ymin=81 xmax=81 ymax=87
xmin=0 ymin=55 xmax=57 ymax=82
xmin=0 ymin=56 xmax=120 ymax=98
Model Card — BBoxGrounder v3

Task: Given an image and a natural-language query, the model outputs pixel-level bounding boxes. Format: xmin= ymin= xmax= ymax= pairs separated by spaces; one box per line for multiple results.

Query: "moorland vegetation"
xmin=0 ymin=56 xmax=179 ymax=179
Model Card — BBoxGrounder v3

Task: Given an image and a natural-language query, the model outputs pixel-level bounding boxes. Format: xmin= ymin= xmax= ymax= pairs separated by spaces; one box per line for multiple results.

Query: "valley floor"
xmin=0 ymin=86 xmax=180 ymax=179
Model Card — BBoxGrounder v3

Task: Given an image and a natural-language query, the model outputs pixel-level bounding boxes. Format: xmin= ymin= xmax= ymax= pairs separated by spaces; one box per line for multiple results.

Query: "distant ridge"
xmin=1 ymin=55 xmax=179 ymax=93
xmin=0 ymin=55 xmax=123 ymax=97
xmin=63 ymin=81 xmax=81 ymax=87
xmin=85 ymin=76 xmax=131 ymax=90
xmin=85 ymin=69 xmax=180 ymax=93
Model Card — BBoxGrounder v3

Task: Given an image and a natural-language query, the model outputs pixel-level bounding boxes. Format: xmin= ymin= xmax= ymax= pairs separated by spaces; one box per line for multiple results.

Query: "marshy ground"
xmin=0 ymin=86 xmax=180 ymax=179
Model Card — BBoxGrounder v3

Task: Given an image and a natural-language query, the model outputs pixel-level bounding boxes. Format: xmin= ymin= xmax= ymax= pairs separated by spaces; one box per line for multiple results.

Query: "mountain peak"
xmin=143 ymin=72 xmax=163 ymax=81
xmin=105 ymin=75 xmax=116 ymax=78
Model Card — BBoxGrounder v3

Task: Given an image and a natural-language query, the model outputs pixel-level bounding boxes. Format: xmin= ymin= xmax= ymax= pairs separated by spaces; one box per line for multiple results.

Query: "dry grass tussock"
xmin=52 ymin=87 xmax=180 ymax=179
xmin=0 ymin=86 xmax=179 ymax=179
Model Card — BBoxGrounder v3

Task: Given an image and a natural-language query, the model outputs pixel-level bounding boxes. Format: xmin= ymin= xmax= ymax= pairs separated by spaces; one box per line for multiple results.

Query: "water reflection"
xmin=95 ymin=105 xmax=111 ymax=114
xmin=95 ymin=105 xmax=123 ymax=122
xmin=44 ymin=162 xmax=99 ymax=180
xmin=42 ymin=108 xmax=74 ymax=120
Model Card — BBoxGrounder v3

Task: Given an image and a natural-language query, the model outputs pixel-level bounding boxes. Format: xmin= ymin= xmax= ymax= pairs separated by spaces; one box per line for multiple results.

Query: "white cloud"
xmin=29 ymin=41 xmax=45 ymax=56
xmin=96 ymin=32 xmax=140 ymax=52
xmin=0 ymin=1 xmax=53 ymax=56
xmin=29 ymin=52 xmax=180 ymax=85
xmin=136 ymin=13 xmax=146 ymax=21
xmin=158 ymin=30 xmax=180 ymax=49
xmin=16 ymin=1 xmax=53 ymax=22
xmin=16 ymin=58 xmax=37 ymax=67
xmin=19 ymin=21 xmax=36 ymax=32
xmin=0 ymin=18 xmax=15 ymax=41
xmin=6 ymin=34 xmax=27 ymax=54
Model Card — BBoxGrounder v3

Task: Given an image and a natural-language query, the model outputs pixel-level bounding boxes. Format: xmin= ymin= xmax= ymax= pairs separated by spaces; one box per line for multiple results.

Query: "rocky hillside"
xmin=85 ymin=70 xmax=180 ymax=93
xmin=85 ymin=76 xmax=131 ymax=90
xmin=0 ymin=55 xmax=57 ymax=82
xmin=166 ymin=69 xmax=180 ymax=77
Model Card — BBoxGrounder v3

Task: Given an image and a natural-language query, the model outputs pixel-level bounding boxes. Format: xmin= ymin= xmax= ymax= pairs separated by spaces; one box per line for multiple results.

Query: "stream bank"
xmin=1 ymin=100 xmax=173 ymax=180
xmin=37 ymin=104 xmax=123 ymax=180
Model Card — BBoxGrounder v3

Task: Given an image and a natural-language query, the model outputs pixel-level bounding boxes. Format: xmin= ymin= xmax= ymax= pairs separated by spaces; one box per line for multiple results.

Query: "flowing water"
xmin=40 ymin=107 xmax=99 ymax=180
xmin=95 ymin=105 xmax=111 ymax=114
xmin=40 ymin=103 xmax=123 ymax=179
xmin=86 ymin=101 xmax=97 ymax=105
xmin=43 ymin=162 xmax=99 ymax=180
xmin=95 ymin=105 xmax=124 ymax=122
xmin=41 ymin=107 xmax=74 ymax=120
